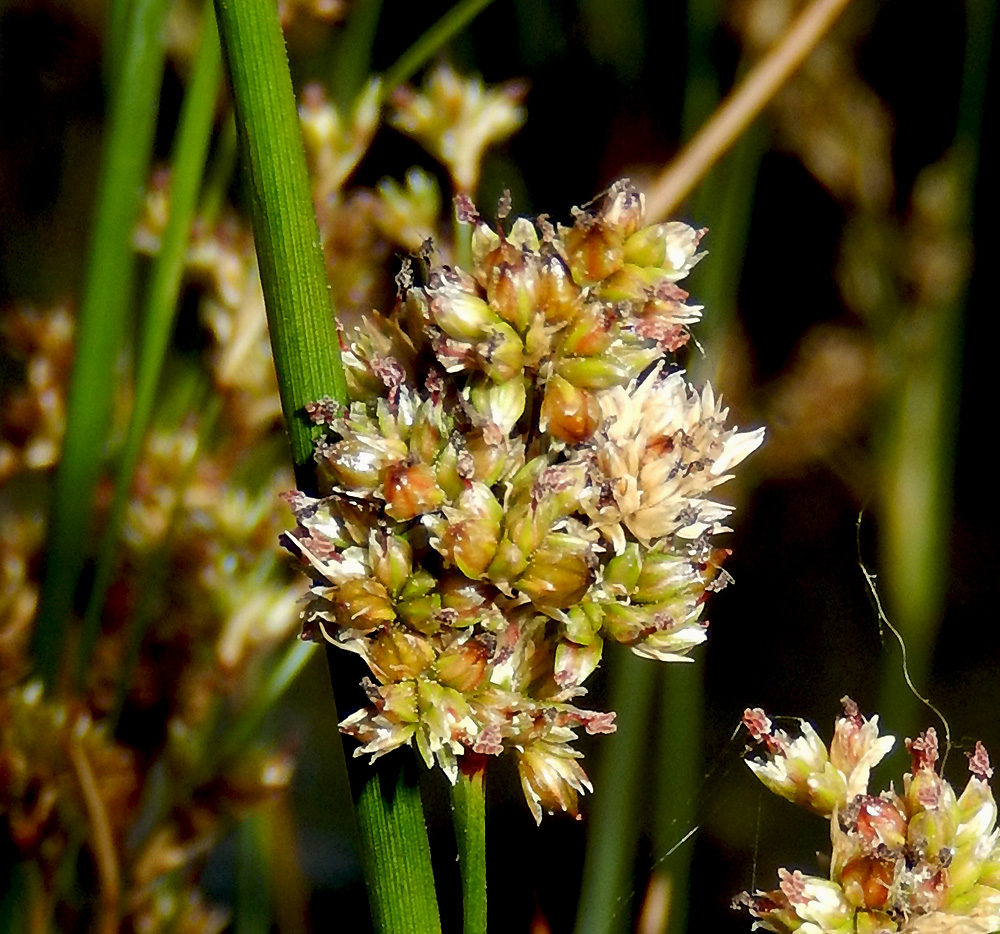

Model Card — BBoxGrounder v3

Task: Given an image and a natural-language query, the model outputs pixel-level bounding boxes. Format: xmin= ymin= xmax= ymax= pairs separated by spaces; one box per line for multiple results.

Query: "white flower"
xmin=586 ymin=366 xmax=764 ymax=552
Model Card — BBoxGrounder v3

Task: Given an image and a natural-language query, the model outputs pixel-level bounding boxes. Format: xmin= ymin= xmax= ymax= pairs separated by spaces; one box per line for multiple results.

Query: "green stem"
xmin=235 ymin=811 xmax=272 ymax=934
xmin=875 ymin=0 xmax=994 ymax=742
xmin=212 ymin=1 xmax=441 ymax=930
xmin=213 ymin=0 xmax=346 ymax=477
xmin=329 ymin=0 xmax=385 ymax=109
xmin=356 ymin=757 xmax=443 ymax=934
xmin=200 ymin=111 xmax=238 ymax=226
xmin=381 ymin=0 xmax=497 ymax=99
xmin=33 ymin=0 xmax=170 ymax=691
xmin=653 ymin=664 xmax=702 ymax=934
xmin=450 ymin=759 xmax=487 ymax=934
xmin=213 ymin=640 xmax=318 ymax=770
xmin=574 ymin=650 xmax=657 ymax=934
xmin=78 ymin=1 xmax=223 ymax=687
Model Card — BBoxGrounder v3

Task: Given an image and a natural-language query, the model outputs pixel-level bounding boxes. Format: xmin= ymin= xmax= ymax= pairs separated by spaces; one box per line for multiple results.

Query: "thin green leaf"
xmin=33 ymin=0 xmax=170 ymax=690
xmin=329 ymin=0 xmax=385 ymax=109
xmin=79 ymin=1 xmax=224 ymax=686
xmin=381 ymin=0 xmax=497 ymax=99
xmin=356 ymin=758 xmax=443 ymax=934
xmin=235 ymin=812 xmax=272 ymax=934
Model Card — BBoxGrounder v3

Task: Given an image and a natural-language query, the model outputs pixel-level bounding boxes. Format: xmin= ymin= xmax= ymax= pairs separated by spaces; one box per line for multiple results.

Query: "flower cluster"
xmin=284 ymin=179 xmax=763 ymax=822
xmin=736 ymin=699 xmax=1000 ymax=933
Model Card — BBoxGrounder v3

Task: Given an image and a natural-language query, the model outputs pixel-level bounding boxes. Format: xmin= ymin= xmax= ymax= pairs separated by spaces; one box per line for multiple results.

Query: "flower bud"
xmin=841 ymin=856 xmax=894 ymax=909
xmin=536 ymin=255 xmax=583 ymax=325
xmin=467 ymin=375 xmax=526 ymax=436
xmin=370 ymin=532 xmax=412 ymax=596
xmin=554 ymin=638 xmax=603 ymax=689
xmin=539 ymin=376 xmax=600 ymax=443
xmin=516 ymin=532 xmax=596 ymax=608
xmin=481 ymin=321 xmax=524 ymax=382
xmin=396 ymin=592 xmax=442 ymax=633
xmin=429 ymin=483 xmax=503 ymax=579
xmin=427 ymin=268 xmax=499 ymax=341
xmin=555 ymin=355 xmax=632 ymax=390
xmin=435 ymin=638 xmax=490 ymax=693
xmin=369 ymin=630 xmax=436 ymax=682
xmin=562 ymin=221 xmax=625 ymax=286
xmin=622 ymin=222 xmax=705 ymax=278
xmin=331 ymin=578 xmax=396 ymax=632
xmin=384 ymin=462 xmax=446 ymax=520
xmin=557 ymin=303 xmax=615 ymax=357
xmin=598 ymin=263 xmax=665 ymax=302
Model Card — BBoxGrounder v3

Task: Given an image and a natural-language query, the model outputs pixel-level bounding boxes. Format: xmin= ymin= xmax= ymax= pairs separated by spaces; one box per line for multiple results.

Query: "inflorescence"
xmin=282 ymin=179 xmax=764 ymax=822
xmin=736 ymin=699 xmax=1000 ymax=933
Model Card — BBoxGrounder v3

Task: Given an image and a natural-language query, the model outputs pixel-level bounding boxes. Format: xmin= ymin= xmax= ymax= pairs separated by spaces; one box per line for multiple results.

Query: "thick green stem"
xmin=33 ymin=0 xmax=170 ymax=691
xmin=450 ymin=759 xmax=487 ymax=934
xmin=213 ymin=0 xmax=346 ymax=476
xmin=356 ymin=757 xmax=443 ymax=934
xmin=79 ymin=1 xmax=223 ymax=686
xmin=212 ymin=0 xmax=440 ymax=929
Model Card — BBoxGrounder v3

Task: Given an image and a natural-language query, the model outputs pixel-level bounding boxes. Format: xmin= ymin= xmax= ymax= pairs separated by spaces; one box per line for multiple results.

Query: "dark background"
xmin=2 ymin=0 xmax=997 ymax=931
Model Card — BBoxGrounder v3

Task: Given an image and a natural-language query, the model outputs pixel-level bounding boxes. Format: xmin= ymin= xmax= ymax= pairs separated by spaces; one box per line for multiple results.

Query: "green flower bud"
xmin=332 ymin=578 xmax=396 ymax=632
xmin=396 ymin=592 xmax=442 ymax=633
xmin=516 ymin=532 xmax=596 ymax=608
xmin=435 ymin=638 xmax=490 ymax=693
xmin=555 ymin=355 xmax=633 ymax=390
xmin=370 ymin=532 xmax=412 ymax=596
xmin=486 ymin=538 xmax=529 ymax=585
xmin=598 ymin=263 xmax=666 ymax=302
xmin=855 ymin=910 xmax=897 ymax=934
xmin=467 ymin=374 xmax=526 ymax=436
xmin=602 ymin=544 xmax=642 ymax=595
xmin=427 ymin=268 xmax=499 ymax=341
xmin=369 ymin=630 xmax=436 ymax=682
xmin=431 ymin=483 xmax=503 ymax=579
xmin=622 ymin=222 xmax=705 ymax=279
xmin=557 ymin=303 xmax=615 ymax=357
xmin=482 ymin=320 xmax=524 ymax=382
xmin=562 ymin=602 xmax=603 ymax=645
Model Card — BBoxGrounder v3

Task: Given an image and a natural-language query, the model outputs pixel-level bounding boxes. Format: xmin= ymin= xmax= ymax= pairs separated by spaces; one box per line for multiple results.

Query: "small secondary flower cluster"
xmin=735 ymin=699 xmax=1000 ymax=933
xmin=283 ymin=180 xmax=763 ymax=822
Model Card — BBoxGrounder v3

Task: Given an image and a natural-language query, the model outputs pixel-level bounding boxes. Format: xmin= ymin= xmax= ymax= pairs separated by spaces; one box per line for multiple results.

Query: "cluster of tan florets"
xmin=283 ymin=179 xmax=763 ymax=822
xmin=736 ymin=699 xmax=1000 ymax=933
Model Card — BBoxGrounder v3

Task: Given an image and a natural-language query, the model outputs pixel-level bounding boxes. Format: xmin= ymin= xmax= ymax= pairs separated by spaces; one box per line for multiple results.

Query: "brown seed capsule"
xmin=840 ymin=857 xmax=894 ymax=910
xmin=384 ymin=462 xmax=446 ymax=520
xmin=562 ymin=221 xmax=625 ymax=286
xmin=539 ymin=376 xmax=600 ymax=443
xmin=536 ymin=255 xmax=584 ymax=324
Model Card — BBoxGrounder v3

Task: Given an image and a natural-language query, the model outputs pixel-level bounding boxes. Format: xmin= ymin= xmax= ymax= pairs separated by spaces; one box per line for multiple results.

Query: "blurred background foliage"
xmin=1 ymin=0 xmax=997 ymax=932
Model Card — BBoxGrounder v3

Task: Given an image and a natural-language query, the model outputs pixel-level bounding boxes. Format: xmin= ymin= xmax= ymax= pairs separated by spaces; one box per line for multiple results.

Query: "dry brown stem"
xmin=645 ymin=0 xmax=855 ymax=221
xmin=69 ymin=736 xmax=121 ymax=934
